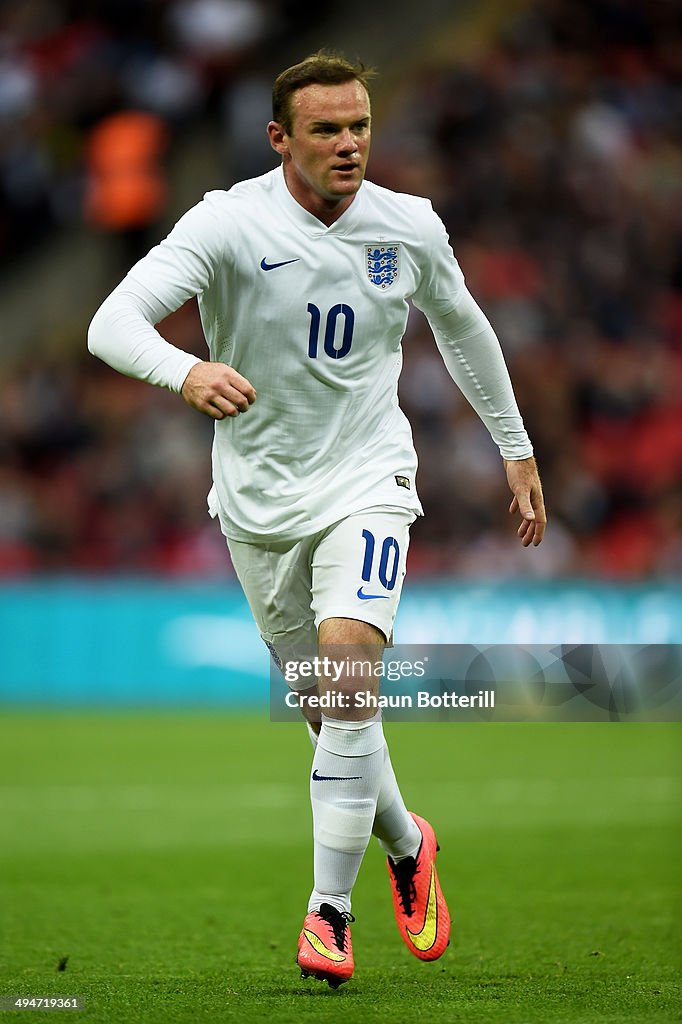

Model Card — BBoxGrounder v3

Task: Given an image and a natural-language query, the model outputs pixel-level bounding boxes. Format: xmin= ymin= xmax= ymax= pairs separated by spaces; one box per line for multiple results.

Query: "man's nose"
xmin=336 ymin=130 xmax=356 ymax=154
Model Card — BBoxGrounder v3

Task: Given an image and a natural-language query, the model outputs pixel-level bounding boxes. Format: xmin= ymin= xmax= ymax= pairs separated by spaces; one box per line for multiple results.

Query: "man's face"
xmin=271 ymin=80 xmax=371 ymax=209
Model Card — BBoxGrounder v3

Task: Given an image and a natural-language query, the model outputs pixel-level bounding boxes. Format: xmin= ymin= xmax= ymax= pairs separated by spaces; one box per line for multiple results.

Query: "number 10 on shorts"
xmin=361 ymin=529 xmax=400 ymax=591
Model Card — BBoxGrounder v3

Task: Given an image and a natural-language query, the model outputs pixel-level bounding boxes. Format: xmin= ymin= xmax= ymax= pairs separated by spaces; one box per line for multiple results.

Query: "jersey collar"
xmin=275 ymin=164 xmax=365 ymax=237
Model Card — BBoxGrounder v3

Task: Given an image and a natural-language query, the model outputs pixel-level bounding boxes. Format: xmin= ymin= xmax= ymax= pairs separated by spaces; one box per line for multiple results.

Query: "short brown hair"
xmin=272 ymin=50 xmax=376 ymax=134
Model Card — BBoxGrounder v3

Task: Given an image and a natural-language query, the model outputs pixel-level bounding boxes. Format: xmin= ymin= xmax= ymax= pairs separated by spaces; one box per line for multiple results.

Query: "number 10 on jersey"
xmin=307 ymin=302 xmax=355 ymax=360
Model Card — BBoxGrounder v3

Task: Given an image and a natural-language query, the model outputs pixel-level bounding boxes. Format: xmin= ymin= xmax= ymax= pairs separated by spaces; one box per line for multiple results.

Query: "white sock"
xmin=308 ymin=715 xmax=385 ymax=915
xmin=373 ymin=744 xmax=422 ymax=862
xmin=305 ymin=722 xmax=421 ymax=864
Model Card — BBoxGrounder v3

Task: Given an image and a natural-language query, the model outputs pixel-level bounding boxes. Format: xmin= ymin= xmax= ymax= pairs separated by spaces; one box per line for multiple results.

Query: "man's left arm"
xmin=410 ymin=202 xmax=546 ymax=545
xmin=426 ymin=286 xmax=547 ymax=545
xmin=504 ymin=455 xmax=546 ymax=547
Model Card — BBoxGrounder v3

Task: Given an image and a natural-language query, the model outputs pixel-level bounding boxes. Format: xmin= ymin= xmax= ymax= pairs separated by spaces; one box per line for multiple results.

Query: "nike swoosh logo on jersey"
xmin=356 ymin=587 xmax=389 ymax=601
xmin=406 ymin=866 xmax=438 ymax=952
xmin=260 ymin=257 xmax=301 ymax=271
xmin=312 ymin=769 xmax=362 ymax=782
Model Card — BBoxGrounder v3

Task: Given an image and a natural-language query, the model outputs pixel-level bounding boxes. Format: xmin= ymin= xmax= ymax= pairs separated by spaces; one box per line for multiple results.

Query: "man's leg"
xmin=303 ymin=690 xmax=421 ymax=862
xmin=228 ymin=514 xmax=449 ymax=979
xmin=297 ymin=509 xmax=419 ymax=986
xmin=304 ymin=510 xmax=450 ymax=967
xmin=307 ymin=616 xmax=386 ymax=917
xmin=297 ymin=616 xmax=385 ymax=987
xmin=303 ymin=648 xmax=450 ymax=965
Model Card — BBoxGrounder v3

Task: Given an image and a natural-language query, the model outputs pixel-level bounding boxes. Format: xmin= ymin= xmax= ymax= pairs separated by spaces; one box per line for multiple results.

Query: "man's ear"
xmin=267 ymin=121 xmax=289 ymax=156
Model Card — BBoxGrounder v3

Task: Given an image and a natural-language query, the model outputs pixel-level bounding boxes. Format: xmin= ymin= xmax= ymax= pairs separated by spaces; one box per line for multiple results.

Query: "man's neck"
xmin=282 ymin=166 xmax=357 ymax=227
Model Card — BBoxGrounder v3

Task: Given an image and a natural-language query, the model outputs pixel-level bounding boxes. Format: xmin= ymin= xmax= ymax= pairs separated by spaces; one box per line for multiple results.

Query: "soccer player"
xmin=88 ymin=51 xmax=546 ymax=988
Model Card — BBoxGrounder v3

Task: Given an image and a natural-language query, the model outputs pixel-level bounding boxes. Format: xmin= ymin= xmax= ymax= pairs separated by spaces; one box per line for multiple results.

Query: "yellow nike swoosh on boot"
xmin=303 ymin=928 xmax=346 ymax=962
xmin=406 ymin=867 xmax=438 ymax=951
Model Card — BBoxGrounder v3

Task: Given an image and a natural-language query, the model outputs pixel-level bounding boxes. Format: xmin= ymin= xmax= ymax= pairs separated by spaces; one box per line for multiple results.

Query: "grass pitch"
xmin=0 ymin=714 xmax=680 ymax=1023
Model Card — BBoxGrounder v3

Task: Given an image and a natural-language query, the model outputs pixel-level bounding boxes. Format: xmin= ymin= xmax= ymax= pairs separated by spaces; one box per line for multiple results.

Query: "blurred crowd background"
xmin=1 ymin=0 xmax=680 ymax=581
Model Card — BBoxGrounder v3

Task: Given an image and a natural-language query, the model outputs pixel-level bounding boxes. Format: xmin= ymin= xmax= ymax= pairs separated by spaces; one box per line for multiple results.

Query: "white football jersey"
xmin=89 ymin=166 xmax=532 ymax=542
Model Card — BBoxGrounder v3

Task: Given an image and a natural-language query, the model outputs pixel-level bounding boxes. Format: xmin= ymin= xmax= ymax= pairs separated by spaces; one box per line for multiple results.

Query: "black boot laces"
xmin=388 ymin=856 xmax=419 ymax=917
xmin=317 ymin=903 xmax=355 ymax=953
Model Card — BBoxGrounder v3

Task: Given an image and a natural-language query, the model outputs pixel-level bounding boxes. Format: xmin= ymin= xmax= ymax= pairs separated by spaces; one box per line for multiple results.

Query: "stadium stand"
xmin=0 ymin=0 xmax=680 ymax=580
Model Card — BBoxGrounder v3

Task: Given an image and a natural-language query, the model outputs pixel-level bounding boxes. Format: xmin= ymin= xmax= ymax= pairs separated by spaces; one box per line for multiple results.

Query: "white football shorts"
xmin=226 ymin=507 xmax=415 ymax=688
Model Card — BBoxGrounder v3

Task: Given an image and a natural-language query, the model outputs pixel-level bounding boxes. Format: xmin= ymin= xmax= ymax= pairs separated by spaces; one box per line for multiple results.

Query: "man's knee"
xmin=317 ymin=618 xmax=385 ymax=721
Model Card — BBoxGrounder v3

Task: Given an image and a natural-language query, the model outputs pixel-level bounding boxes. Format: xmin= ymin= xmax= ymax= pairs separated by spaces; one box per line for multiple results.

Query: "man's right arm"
xmin=87 ymin=196 xmax=256 ymax=418
xmin=88 ymin=282 xmax=255 ymax=418
xmin=87 ymin=277 xmax=202 ymax=393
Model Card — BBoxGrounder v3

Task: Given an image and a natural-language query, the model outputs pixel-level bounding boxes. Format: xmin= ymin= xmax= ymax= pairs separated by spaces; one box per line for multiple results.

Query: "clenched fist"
xmin=181 ymin=361 xmax=256 ymax=420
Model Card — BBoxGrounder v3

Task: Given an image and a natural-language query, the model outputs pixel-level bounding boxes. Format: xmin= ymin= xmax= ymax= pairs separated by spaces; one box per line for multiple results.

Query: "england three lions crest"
xmin=365 ymin=244 xmax=400 ymax=289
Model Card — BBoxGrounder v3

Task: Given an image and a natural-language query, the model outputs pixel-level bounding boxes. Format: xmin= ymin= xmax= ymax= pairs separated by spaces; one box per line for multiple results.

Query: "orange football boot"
xmin=297 ymin=903 xmax=355 ymax=989
xmin=386 ymin=812 xmax=450 ymax=960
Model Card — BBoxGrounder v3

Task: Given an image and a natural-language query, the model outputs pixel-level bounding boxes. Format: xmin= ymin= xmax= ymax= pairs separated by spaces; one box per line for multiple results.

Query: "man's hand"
xmin=181 ymin=361 xmax=256 ymax=419
xmin=504 ymin=456 xmax=547 ymax=547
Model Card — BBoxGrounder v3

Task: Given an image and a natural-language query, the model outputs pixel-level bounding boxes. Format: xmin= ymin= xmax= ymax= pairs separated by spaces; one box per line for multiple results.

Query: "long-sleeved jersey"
xmin=88 ymin=166 xmax=533 ymax=542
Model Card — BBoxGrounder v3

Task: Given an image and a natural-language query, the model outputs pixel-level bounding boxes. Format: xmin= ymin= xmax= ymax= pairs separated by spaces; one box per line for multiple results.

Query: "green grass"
xmin=0 ymin=714 xmax=680 ymax=1023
